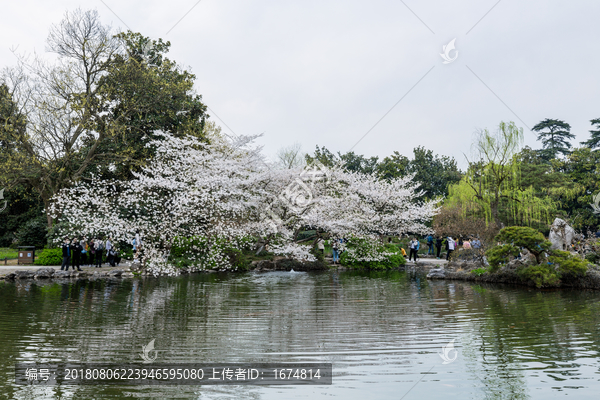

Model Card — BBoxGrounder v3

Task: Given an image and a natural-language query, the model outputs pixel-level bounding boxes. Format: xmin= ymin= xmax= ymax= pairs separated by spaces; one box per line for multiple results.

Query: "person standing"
xmin=80 ymin=237 xmax=88 ymax=267
xmin=436 ymin=236 xmax=443 ymax=259
xmin=61 ymin=238 xmax=71 ymax=271
xmin=332 ymin=240 xmax=339 ymax=264
xmin=72 ymin=238 xmax=83 ymax=271
xmin=105 ymin=237 xmax=113 ymax=266
xmin=446 ymin=237 xmax=456 ymax=261
xmin=317 ymin=238 xmax=325 ymax=255
xmin=472 ymin=238 xmax=481 ymax=250
xmin=463 ymin=239 xmax=471 ymax=250
xmin=95 ymin=238 xmax=104 ymax=268
xmin=409 ymin=237 xmax=420 ymax=261
xmin=88 ymin=238 xmax=95 ymax=266
xmin=426 ymin=234 xmax=434 ymax=255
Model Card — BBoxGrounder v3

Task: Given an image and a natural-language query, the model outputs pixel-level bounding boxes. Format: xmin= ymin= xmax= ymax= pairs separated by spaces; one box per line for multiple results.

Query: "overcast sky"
xmin=2 ymin=0 xmax=599 ymax=168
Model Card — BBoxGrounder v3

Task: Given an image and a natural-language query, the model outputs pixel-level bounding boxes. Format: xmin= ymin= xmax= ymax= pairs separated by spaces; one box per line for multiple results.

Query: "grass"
xmin=0 ymin=248 xmax=18 ymax=259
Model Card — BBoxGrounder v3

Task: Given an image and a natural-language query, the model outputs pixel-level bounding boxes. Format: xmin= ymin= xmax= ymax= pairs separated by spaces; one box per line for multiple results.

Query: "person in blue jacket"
xmin=409 ymin=237 xmax=420 ymax=261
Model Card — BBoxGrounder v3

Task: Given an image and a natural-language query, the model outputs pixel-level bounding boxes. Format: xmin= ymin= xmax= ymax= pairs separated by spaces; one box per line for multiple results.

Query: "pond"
xmin=1 ymin=270 xmax=599 ymax=399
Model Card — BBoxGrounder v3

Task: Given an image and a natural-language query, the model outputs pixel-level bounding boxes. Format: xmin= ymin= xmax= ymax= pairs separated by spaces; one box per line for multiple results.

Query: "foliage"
xmin=471 ymin=268 xmax=487 ymax=276
xmin=0 ymin=9 xmax=207 ymax=228
xmin=486 ymin=226 xmax=588 ymax=287
xmin=339 ymin=238 xmax=406 ymax=269
xmin=14 ymin=216 xmax=47 ymax=248
xmin=580 ymin=118 xmax=600 ymax=150
xmin=548 ymin=250 xmax=588 ymax=278
xmin=517 ymin=264 xmax=561 ymax=288
xmin=0 ymin=248 xmax=18 ymax=259
xmin=433 ymin=205 xmax=499 ymax=246
xmin=305 ymin=146 xmax=461 ymax=200
xmin=50 ymin=132 xmax=434 ymax=275
xmin=532 ymin=118 xmax=574 ymax=158
xmin=34 ymin=248 xmax=62 ymax=266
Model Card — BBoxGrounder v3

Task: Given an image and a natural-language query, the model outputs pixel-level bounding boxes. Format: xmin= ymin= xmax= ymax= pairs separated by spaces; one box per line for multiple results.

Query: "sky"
xmin=1 ymin=0 xmax=599 ymax=169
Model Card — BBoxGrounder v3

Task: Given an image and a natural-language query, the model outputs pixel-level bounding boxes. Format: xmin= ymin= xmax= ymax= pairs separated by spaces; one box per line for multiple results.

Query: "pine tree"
xmin=532 ymin=118 xmax=574 ymax=158
xmin=580 ymin=118 xmax=600 ymax=150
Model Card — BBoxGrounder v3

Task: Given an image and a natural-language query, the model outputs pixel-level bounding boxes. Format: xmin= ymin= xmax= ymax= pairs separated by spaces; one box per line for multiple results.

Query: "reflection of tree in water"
xmin=435 ymin=282 xmax=600 ymax=398
xmin=2 ymin=273 xmax=600 ymax=399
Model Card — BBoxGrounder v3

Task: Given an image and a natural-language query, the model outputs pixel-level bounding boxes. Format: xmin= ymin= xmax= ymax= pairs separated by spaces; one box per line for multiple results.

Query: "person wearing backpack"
xmin=426 ymin=234 xmax=434 ymax=255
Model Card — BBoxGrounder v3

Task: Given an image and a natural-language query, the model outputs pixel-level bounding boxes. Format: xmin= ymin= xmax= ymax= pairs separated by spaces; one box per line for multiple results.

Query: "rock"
xmin=15 ymin=270 xmax=35 ymax=279
xmin=549 ymin=218 xmax=576 ymax=251
xmin=108 ymin=269 xmax=124 ymax=277
xmin=34 ymin=268 xmax=55 ymax=279
xmin=53 ymin=270 xmax=71 ymax=278
xmin=121 ymin=272 xmax=134 ymax=278
xmin=129 ymin=260 xmax=143 ymax=272
xmin=4 ymin=272 xmax=16 ymax=280
xmin=427 ymin=268 xmax=446 ymax=279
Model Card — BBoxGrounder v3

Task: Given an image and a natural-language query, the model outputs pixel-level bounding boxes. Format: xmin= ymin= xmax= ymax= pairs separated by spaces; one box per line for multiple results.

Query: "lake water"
xmin=1 ymin=270 xmax=599 ymax=399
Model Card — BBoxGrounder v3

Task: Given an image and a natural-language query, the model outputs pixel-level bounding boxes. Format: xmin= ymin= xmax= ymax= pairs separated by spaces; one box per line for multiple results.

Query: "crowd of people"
xmin=405 ymin=234 xmax=483 ymax=262
xmin=60 ymin=236 xmax=122 ymax=271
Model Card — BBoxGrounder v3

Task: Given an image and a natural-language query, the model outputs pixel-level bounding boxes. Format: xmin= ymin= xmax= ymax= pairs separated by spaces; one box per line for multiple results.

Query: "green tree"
xmin=377 ymin=151 xmax=409 ymax=181
xmin=406 ymin=146 xmax=462 ymax=199
xmin=0 ymin=9 xmax=208 ymax=227
xmin=580 ymin=118 xmax=600 ymax=150
xmin=532 ymin=118 xmax=574 ymax=158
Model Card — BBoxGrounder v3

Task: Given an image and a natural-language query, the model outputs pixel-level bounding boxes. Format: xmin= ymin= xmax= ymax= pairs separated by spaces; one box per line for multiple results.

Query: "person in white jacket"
xmin=446 ymin=237 xmax=455 ymax=261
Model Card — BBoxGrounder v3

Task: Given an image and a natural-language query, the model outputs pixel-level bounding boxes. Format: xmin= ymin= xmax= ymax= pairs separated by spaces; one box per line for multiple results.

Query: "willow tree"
xmin=445 ymin=121 xmax=556 ymax=230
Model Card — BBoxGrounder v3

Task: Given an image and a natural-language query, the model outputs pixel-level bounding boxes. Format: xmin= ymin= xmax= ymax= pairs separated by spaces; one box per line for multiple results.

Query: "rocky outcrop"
xmin=34 ymin=268 xmax=55 ymax=279
xmin=549 ymin=218 xmax=576 ymax=251
xmin=15 ymin=270 xmax=35 ymax=279
xmin=427 ymin=268 xmax=446 ymax=279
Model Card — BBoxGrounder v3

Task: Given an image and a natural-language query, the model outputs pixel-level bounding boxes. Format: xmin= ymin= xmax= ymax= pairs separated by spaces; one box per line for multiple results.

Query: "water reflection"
xmin=0 ymin=271 xmax=599 ymax=399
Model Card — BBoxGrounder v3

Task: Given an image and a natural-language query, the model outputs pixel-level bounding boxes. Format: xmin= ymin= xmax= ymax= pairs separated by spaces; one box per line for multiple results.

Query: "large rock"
xmin=15 ymin=270 xmax=34 ymax=279
xmin=549 ymin=218 xmax=576 ymax=251
xmin=108 ymin=269 xmax=124 ymax=277
xmin=427 ymin=268 xmax=446 ymax=279
xmin=34 ymin=268 xmax=55 ymax=279
xmin=53 ymin=270 xmax=72 ymax=278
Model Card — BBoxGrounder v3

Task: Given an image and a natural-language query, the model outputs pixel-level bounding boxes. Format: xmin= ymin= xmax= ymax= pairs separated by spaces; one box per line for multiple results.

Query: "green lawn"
xmin=0 ymin=248 xmax=18 ymax=259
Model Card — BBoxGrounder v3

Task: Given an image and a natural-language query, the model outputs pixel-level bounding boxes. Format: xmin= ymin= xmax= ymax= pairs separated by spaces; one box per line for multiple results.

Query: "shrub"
xmin=517 ymin=264 xmax=561 ymax=288
xmin=548 ymin=250 xmax=588 ymax=278
xmin=585 ymin=252 xmax=600 ymax=264
xmin=486 ymin=244 xmax=520 ymax=272
xmin=15 ymin=217 xmax=48 ymax=248
xmin=34 ymin=248 xmax=62 ymax=266
xmin=471 ymin=268 xmax=487 ymax=276
xmin=340 ymin=238 xmax=406 ymax=269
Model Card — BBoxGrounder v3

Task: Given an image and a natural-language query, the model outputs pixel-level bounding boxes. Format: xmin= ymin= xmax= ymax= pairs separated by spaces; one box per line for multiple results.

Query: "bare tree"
xmin=0 ymin=8 xmax=119 ymax=227
xmin=276 ymin=142 xmax=305 ymax=169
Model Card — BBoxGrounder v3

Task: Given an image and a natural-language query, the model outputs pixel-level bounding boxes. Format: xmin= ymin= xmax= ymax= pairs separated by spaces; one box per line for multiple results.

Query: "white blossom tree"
xmin=50 ymin=132 xmax=438 ymax=274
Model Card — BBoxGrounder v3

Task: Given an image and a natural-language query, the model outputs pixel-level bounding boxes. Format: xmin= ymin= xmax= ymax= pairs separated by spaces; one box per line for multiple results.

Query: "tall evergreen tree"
xmin=532 ymin=118 xmax=574 ymax=158
xmin=580 ymin=118 xmax=600 ymax=150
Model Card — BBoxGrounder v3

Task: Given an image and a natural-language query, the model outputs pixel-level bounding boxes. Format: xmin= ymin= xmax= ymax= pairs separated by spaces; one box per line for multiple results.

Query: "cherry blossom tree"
xmin=50 ymin=132 xmax=438 ymax=275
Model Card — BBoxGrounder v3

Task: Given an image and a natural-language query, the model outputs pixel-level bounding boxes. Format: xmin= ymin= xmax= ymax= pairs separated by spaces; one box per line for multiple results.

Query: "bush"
xmin=548 ymin=250 xmax=588 ymax=278
xmin=15 ymin=216 xmax=48 ymax=248
xmin=34 ymin=248 xmax=62 ymax=266
xmin=340 ymin=238 xmax=406 ymax=270
xmin=517 ymin=264 xmax=561 ymax=288
xmin=471 ymin=268 xmax=487 ymax=276
xmin=486 ymin=244 xmax=520 ymax=272
xmin=585 ymin=252 xmax=600 ymax=264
